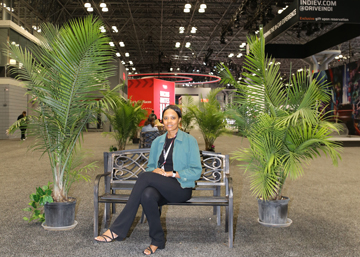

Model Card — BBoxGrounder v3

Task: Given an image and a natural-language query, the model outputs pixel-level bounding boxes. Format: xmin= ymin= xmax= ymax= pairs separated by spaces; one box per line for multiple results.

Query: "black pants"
xmin=109 ymin=172 xmax=192 ymax=248
xmin=20 ymin=128 xmax=26 ymax=140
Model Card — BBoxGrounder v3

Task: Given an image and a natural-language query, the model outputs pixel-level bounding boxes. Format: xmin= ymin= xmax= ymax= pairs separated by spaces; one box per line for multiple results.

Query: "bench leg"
xmin=111 ymin=189 xmax=116 ymax=214
xmin=140 ymin=209 xmax=146 ymax=223
xmin=103 ymin=202 xmax=111 ymax=229
xmin=228 ymin=197 xmax=234 ymax=248
xmin=94 ymin=197 xmax=99 ymax=239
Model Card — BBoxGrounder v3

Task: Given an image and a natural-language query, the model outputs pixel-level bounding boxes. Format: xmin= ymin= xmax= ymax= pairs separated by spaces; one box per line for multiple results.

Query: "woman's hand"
xmin=153 ymin=168 xmax=167 ymax=176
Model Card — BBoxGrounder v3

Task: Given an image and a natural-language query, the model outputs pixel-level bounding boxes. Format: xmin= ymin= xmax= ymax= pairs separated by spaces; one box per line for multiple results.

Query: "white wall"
xmin=0 ymin=79 xmax=27 ymax=139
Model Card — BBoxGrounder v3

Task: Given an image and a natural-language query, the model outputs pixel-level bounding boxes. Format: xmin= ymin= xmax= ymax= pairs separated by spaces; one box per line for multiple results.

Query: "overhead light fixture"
xmin=109 ymin=42 xmax=115 ymax=47
xmin=129 ymin=61 xmax=133 ymax=65
xmin=236 ymin=53 xmax=243 ymax=58
xmin=121 ymin=61 xmax=125 ymax=64
xmin=87 ymin=7 xmax=93 ymax=12
xmin=175 ymin=42 xmax=181 ymax=48
xmin=84 ymin=3 xmax=91 ymax=8
xmin=170 ymin=68 xmax=173 ymax=71
xmin=126 ymin=68 xmax=129 ymax=71
xmin=200 ymin=3 xmax=207 ymax=9
xmin=116 ymin=53 xmax=121 ymax=57
xmin=125 ymin=52 xmax=130 ymax=57
xmin=184 ymin=8 xmax=190 ymax=13
xmin=112 ymin=26 xmax=118 ymax=32
xmin=185 ymin=42 xmax=191 ymax=48
xmin=179 ymin=26 xmax=185 ymax=33
xmin=100 ymin=2 xmax=106 ymax=8
xmin=198 ymin=8 xmax=205 ymax=13
xmin=119 ymin=41 xmax=125 ymax=47
xmin=102 ymin=7 xmax=108 ymax=12
xmin=185 ymin=3 xmax=191 ymax=9
xmin=228 ymin=53 xmax=234 ymax=58
xmin=191 ymin=27 xmax=197 ymax=33
xmin=240 ymin=42 xmax=246 ymax=48
xmin=132 ymin=67 xmax=136 ymax=71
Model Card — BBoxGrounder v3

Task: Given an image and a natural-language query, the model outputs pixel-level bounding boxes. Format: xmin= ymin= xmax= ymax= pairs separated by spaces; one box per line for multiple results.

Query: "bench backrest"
xmin=139 ymin=131 xmax=163 ymax=148
xmin=104 ymin=149 xmax=229 ymax=186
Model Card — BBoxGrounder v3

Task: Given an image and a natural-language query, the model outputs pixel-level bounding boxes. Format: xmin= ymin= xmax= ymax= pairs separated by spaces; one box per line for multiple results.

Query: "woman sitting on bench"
xmin=95 ymin=105 xmax=202 ymax=255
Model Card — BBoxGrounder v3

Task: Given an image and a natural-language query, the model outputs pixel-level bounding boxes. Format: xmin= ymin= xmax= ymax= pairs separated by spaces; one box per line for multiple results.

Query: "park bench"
xmin=94 ymin=148 xmax=233 ymax=247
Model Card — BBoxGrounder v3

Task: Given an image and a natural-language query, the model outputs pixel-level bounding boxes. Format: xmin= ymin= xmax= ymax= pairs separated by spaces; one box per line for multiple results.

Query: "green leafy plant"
xmin=7 ymin=15 xmax=116 ymax=202
xmin=23 ymin=182 xmax=53 ymax=223
xmin=109 ymin=145 xmax=118 ymax=152
xmin=219 ymin=27 xmax=342 ymax=201
xmin=178 ymin=96 xmax=195 ymax=133
xmin=102 ymin=93 xmax=147 ymax=150
xmin=187 ymin=88 xmax=227 ymax=151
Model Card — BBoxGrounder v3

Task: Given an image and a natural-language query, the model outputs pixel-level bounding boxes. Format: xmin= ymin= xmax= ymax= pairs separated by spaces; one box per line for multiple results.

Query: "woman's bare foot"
xmin=94 ymin=229 xmax=118 ymax=243
xmin=143 ymin=245 xmax=158 ymax=255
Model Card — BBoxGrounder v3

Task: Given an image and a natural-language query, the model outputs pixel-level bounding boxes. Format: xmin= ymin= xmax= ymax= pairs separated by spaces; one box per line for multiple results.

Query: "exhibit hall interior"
xmin=1 ymin=1 xmax=360 ymax=256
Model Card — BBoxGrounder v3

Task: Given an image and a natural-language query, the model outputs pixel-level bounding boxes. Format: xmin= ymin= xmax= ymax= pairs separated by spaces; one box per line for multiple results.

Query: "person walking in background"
xmin=17 ymin=111 xmax=27 ymax=140
xmin=149 ymin=109 xmax=157 ymax=120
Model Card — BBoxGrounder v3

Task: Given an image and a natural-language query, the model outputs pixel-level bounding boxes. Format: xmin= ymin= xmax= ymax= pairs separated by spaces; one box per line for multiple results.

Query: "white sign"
xmin=159 ymin=91 xmax=170 ymax=119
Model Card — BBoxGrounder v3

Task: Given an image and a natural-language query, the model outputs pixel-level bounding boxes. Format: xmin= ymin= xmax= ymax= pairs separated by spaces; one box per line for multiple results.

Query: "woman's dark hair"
xmin=162 ymin=105 xmax=182 ymax=118
xmin=144 ymin=116 xmax=156 ymax=127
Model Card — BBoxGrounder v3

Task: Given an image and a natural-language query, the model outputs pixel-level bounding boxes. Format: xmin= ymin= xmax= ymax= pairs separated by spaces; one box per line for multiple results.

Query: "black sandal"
xmin=94 ymin=230 xmax=117 ymax=243
xmin=143 ymin=246 xmax=156 ymax=255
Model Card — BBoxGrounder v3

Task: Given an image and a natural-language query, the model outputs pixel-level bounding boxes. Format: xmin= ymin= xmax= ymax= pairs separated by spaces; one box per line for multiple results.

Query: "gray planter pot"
xmin=257 ymin=197 xmax=292 ymax=227
xmin=43 ymin=197 xmax=77 ymax=228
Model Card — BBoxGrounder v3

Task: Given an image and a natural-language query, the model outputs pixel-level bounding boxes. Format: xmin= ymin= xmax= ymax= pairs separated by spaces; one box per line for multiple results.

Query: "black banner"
xmin=298 ymin=0 xmax=360 ymax=23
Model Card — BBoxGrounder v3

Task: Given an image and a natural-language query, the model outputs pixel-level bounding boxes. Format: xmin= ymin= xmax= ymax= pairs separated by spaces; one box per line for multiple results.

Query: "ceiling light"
xmin=84 ymin=3 xmax=91 ymax=8
xmin=228 ymin=53 xmax=234 ymax=58
xmin=179 ymin=26 xmax=185 ymax=33
xmin=198 ymin=8 xmax=205 ymax=13
xmin=175 ymin=42 xmax=181 ymax=48
xmin=177 ymin=68 xmax=180 ymax=71
xmin=132 ymin=67 xmax=136 ymax=71
xmin=170 ymin=68 xmax=173 ymax=71
xmin=185 ymin=42 xmax=191 ymax=48
xmin=200 ymin=3 xmax=207 ymax=9
xmin=129 ymin=61 xmax=133 ymax=65
xmin=184 ymin=8 xmax=190 ymax=13
xmin=191 ymin=27 xmax=197 ymax=33
xmin=185 ymin=3 xmax=191 ymax=9
xmin=121 ymin=61 xmax=125 ymax=64
xmin=116 ymin=53 xmax=121 ymax=57
xmin=87 ymin=7 xmax=93 ymax=12
xmin=109 ymin=42 xmax=115 ymax=47
xmin=102 ymin=7 xmax=108 ymax=12
xmin=100 ymin=2 xmax=106 ymax=8
xmin=236 ymin=53 xmax=243 ymax=58
xmin=339 ymin=54 xmax=343 ymax=58
xmin=278 ymin=9 xmax=283 ymax=14
xmin=119 ymin=41 xmax=125 ymax=47
xmin=126 ymin=68 xmax=129 ymax=71
xmin=125 ymin=52 xmax=130 ymax=57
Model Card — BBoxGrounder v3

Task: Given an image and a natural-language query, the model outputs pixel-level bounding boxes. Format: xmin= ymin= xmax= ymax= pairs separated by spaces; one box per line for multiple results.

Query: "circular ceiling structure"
xmin=128 ymin=73 xmax=221 ymax=85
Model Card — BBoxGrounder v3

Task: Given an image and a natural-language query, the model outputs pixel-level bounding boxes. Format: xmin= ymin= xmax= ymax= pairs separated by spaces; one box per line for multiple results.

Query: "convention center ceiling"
xmin=4 ymin=0 xmax=360 ymax=82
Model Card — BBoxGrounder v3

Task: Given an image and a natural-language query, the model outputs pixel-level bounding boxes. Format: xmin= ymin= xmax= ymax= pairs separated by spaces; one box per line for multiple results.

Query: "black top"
xmin=158 ymin=137 xmax=174 ymax=171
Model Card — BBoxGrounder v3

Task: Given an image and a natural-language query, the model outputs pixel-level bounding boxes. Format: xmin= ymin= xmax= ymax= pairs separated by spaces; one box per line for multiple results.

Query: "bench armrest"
xmin=94 ymin=172 xmax=111 ymax=199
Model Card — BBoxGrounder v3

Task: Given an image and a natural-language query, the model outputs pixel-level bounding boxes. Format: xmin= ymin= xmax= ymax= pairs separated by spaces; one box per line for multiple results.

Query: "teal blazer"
xmin=146 ymin=129 xmax=202 ymax=188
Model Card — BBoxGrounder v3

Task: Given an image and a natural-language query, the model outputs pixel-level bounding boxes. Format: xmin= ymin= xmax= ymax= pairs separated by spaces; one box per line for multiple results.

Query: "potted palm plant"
xmin=187 ymin=88 xmax=227 ymax=151
xmin=7 ymin=15 xmax=116 ymax=228
xmin=102 ymin=93 xmax=147 ymax=150
xmin=219 ymin=27 xmax=342 ymax=226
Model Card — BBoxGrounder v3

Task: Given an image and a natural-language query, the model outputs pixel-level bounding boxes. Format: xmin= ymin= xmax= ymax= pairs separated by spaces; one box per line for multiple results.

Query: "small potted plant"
xmin=186 ymin=88 xmax=227 ymax=151
xmin=102 ymin=93 xmax=147 ymax=150
xmin=7 ymin=15 xmax=116 ymax=229
xmin=219 ymin=27 xmax=342 ymax=226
